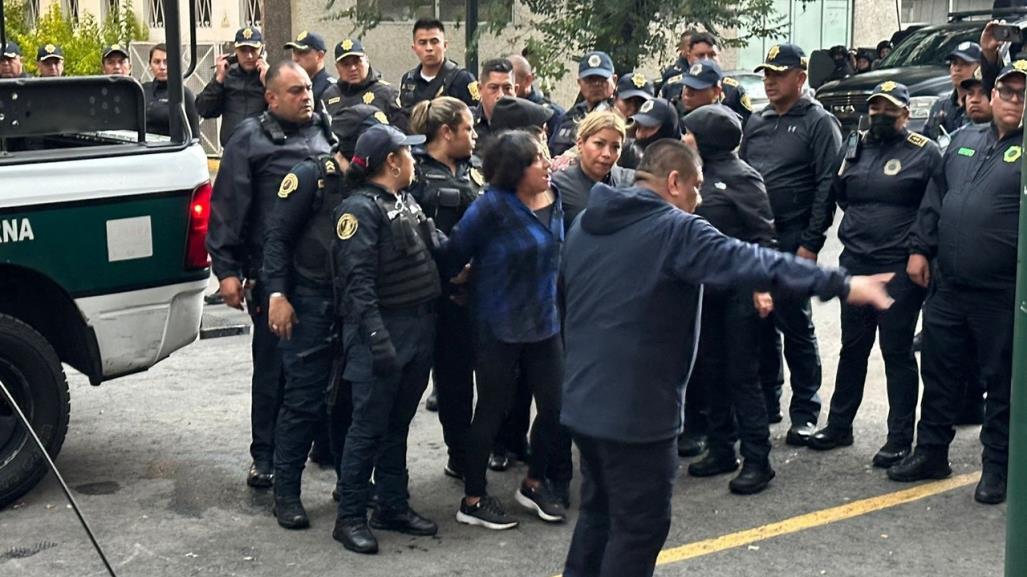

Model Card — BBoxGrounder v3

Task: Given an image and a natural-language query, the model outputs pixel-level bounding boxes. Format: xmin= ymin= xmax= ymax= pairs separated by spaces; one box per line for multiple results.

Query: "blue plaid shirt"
xmin=440 ymin=185 xmax=564 ymax=343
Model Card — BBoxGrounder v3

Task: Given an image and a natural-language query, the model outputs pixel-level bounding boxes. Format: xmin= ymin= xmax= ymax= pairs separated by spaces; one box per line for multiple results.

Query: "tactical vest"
xmin=361 ymin=188 xmax=442 ymax=309
xmin=414 ymin=157 xmax=482 ymax=235
xmin=294 ymin=155 xmax=347 ymax=291
xmin=399 ymin=61 xmax=460 ymax=112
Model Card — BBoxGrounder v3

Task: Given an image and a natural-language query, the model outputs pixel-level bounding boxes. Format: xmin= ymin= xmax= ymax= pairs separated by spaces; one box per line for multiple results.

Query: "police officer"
xmin=36 ymin=43 xmax=63 ymax=77
xmin=284 ymin=31 xmax=335 ymax=104
xmin=407 ymin=95 xmax=481 ymax=478
xmin=658 ymin=29 xmax=696 ymax=85
xmin=332 ymin=124 xmax=440 ymax=553
xmin=206 ymin=61 xmax=333 ymax=489
xmin=680 ymin=104 xmax=777 ymax=495
xmin=549 ymin=50 xmax=617 ymax=157
xmin=889 ymin=61 xmax=1026 ymax=506
xmin=471 ymin=58 xmax=516 ymax=153
xmin=807 ymin=83 xmax=939 ymax=470
xmin=143 ymin=43 xmax=201 ymax=138
xmin=740 ymin=43 xmax=843 ymax=445
xmin=197 ymin=27 xmax=269 ymax=147
xmin=660 ymin=33 xmax=752 ymax=125
xmin=399 ymin=18 xmax=480 ymax=113
xmin=322 ymin=38 xmax=409 ymax=132
xmin=614 ymin=72 xmax=654 ymax=169
xmin=922 ymin=41 xmax=981 ymax=145
xmin=0 ymin=41 xmax=26 ymax=78
xmin=678 ymin=59 xmax=731 ymax=120
xmin=101 ymin=43 xmax=131 ymax=76
xmin=508 ymin=53 xmax=565 ymax=142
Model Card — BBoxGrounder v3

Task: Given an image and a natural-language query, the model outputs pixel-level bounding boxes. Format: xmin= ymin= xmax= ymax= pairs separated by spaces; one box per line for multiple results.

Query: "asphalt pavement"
xmin=0 ymin=229 xmax=1007 ymax=577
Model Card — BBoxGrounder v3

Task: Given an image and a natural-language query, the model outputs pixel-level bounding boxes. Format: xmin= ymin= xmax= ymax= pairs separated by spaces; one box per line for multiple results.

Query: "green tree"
xmin=4 ymin=0 xmax=148 ymax=76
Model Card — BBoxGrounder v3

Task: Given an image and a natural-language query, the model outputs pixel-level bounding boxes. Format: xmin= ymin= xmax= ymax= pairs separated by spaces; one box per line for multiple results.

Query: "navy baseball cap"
xmin=2 ymin=41 xmax=21 ymax=58
xmin=37 ymin=43 xmax=63 ymax=61
xmin=579 ymin=51 xmax=614 ymax=79
xmin=947 ymin=41 xmax=981 ymax=64
xmin=333 ymin=104 xmax=390 ymax=157
xmin=960 ymin=66 xmax=985 ymax=90
xmin=617 ymin=72 xmax=654 ymax=100
xmin=755 ymin=43 xmax=807 ymax=72
xmin=996 ymin=59 xmax=1027 ymax=83
xmin=234 ymin=26 xmax=263 ymax=48
xmin=334 ymin=38 xmax=366 ymax=61
xmin=629 ymin=98 xmax=677 ymax=129
xmin=867 ymin=81 xmax=910 ymax=107
xmin=352 ymin=125 xmax=425 ymax=173
xmin=285 ymin=31 xmax=326 ymax=52
xmin=491 ymin=97 xmax=555 ymax=131
xmin=102 ymin=42 xmax=129 ymax=59
xmin=683 ymin=59 xmax=724 ymax=90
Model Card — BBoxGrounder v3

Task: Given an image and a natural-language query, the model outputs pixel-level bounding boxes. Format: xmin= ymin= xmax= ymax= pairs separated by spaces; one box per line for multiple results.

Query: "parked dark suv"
xmin=812 ymin=10 xmax=1025 ymax=133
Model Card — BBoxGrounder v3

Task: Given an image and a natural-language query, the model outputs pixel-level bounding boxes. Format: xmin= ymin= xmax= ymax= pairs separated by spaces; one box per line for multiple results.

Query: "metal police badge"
xmin=362 ymin=92 xmax=375 ymax=105
xmin=1015 ymin=60 xmax=1027 ymax=72
xmin=689 ymin=63 xmax=703 ymax=76
xmin=242 ymin=28 xmax=253 ymax=40
xmin=45 ymin=44 xmax=56 ymax=53
xmin=337 ymin=214 xmax=359 ymax=240
xmin=278 ymin=173 xmax=299 ymax=199
xmin=374 ymin=111 xmax=389 ymax=124
xmin=588 ymin=54 xmax=602 ymax=68
xmin=1004 ymin=146 xmax=1022 ymax=163
xmin=341 ymin=38 xmax=353 ymax=51
xmin=632 ymin=73 xmax=647 ymax=88
xmin=639 ymin=99 xmax=655 ymax=113
xmin=468 ymin=80 xmax=481 ymax=101
xmin=883 ymin=159 xmax=902 ymax=176
xmin=470 ymin=168 xmax=484 ymax=187
xmin=767 ymin=45 xmax=780 ymax=61
xmin=880 ymin=81 xmax=897 ymax=92
xmin=297 ymin=31 xmax=308 ymax=41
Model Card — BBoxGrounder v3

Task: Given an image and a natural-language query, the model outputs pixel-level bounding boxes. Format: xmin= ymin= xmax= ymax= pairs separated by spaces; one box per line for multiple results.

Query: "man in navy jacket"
xmin=559 ymin=139 xmax=894 ymax=577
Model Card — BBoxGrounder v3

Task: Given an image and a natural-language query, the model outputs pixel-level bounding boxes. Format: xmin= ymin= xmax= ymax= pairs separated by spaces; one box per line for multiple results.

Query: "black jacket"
xmin=909 ymin=123 xmax=1022 ymax=289
xmin=310 ymin=67 xmax=335 ymax=105
xmin=322 ymin=68 xmax=409 ymax=132
xmin=551 ymin=163 xmax=635 ymax=230
xmin=196 ymin=64 xmax=267 ymax=146
xmin=923 ymin=90 xmax=967 ymax=142
xmin=695 ymin=151 xmax=776 ymax=248
xmin=560 ymin=183 xmax=849 ymax=443
xmin=142 ymin=80 xmax=201 ymax=138
xmin=206 ymin=112 xmax=333 ymax=281
xmin=399 ymin=60 xmax=479 ymax=113
xmin=660 ymin=58 xmax=753 ymax=126
xmin=836 ymin=130 xmax=941 ymax=269
xmin=740 ymin=96 xmax=843 ymax=253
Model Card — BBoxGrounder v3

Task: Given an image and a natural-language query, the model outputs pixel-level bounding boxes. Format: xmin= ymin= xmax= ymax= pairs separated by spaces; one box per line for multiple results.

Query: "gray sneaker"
xmin=456 ymin=496 xmax=519 ymax=530
xmin=514 ymin=481 xmax=566 ymax=523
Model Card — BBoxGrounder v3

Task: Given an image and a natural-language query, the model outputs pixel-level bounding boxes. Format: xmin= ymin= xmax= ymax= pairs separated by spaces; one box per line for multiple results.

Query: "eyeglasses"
xmin=996 ymin=85 xmax=1026 ymax=103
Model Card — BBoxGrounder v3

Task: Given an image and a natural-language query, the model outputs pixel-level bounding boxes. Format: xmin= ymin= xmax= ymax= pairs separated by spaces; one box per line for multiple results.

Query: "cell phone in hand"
xmin=992 ymin=24 xmax=1023 ymax=44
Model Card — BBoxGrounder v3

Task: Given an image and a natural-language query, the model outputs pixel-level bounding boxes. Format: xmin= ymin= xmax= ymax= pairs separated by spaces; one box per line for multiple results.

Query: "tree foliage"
xmin=4 ymin=0 xmax=149 ymax=76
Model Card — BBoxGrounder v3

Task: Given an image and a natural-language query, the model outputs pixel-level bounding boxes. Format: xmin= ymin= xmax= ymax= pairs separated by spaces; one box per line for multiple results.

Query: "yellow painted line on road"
xmin=552 ymin=472 xmax=980 ymax=577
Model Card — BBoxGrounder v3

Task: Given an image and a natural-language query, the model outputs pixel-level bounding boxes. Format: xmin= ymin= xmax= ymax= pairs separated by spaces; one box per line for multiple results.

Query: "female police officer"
xmin=807 ymin=82 xmax=940 ymax=468
xmin=331 ymin=124 xmax=441 ymax=554
xmin=408 ymin=96 xmax=480 ymax=480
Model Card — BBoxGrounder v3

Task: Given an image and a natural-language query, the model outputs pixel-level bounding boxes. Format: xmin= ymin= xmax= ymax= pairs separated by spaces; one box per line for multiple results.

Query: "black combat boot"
xmin=887 ymin=446 xmax=952 ymax=482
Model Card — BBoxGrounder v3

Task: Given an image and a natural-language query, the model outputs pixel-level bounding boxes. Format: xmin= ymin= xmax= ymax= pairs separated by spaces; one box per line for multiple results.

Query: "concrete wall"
xmin=852 ymin=0 xmax=902 ymax=48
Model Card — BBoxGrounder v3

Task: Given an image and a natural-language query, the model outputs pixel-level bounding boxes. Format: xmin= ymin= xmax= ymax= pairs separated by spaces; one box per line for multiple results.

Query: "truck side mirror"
xmin=808 ymin=49 xmax=834 ymax=90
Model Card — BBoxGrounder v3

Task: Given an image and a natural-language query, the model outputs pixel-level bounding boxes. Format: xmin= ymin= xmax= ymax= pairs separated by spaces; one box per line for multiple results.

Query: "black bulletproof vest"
xmin=414 ymin=157 xmax=482 ymax=235
xmin=294 ymin=155 xmax=347 ymax=290
xmin=362 ymin=189 xmax=442 ymax=309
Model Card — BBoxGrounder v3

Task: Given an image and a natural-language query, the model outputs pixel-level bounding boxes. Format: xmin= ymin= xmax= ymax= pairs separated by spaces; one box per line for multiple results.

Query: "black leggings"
xmin=464 ymin=331 xmax=564 ymax=497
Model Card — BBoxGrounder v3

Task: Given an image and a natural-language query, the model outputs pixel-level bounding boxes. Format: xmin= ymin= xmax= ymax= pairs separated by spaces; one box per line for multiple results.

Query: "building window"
xmin=367 ymin=0 xmax=512 ymax=22
xmin=194 ymin=0 xmax=212 ymax=27
xmin=242 ymin=0 xmax=262 ymax=27
xmin=102 ymin=0 xmax=118 ymax=20
xmin=26 ymin=0 xmax=40 ymax=26
xmin=148 ymin=0 xmax=165 ymax=27
xmin=62 ymin=0 xmax=79 ymax=21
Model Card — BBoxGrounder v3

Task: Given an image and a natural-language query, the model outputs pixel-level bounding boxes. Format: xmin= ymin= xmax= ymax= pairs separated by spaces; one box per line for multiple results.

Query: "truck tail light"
xmin=184 ymin=181 xmax=212 ymax=270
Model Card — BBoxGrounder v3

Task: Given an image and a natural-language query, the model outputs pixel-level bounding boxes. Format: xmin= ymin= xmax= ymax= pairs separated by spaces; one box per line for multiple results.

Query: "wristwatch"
xmin=269 ymin=292 xmax=286 ymax=300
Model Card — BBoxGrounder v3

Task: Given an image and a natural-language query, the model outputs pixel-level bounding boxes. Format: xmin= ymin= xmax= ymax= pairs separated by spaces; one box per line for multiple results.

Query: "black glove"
xmin=369 ymin=328 xmax=398 ymax=376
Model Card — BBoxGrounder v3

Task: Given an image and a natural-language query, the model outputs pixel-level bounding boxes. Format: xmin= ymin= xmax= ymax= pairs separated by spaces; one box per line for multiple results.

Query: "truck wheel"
xmin=0 ymin=313 xmax=70 ymax=508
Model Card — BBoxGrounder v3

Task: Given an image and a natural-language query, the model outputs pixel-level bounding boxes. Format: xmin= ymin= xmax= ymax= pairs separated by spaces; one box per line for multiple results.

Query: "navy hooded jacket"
xmin=560 ymin=183 xmax=850 ymax=443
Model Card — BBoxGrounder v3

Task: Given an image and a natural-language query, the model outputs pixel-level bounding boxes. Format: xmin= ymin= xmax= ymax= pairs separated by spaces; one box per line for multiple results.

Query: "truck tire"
xmin=0 ymin=313 xmax=71 ymax=508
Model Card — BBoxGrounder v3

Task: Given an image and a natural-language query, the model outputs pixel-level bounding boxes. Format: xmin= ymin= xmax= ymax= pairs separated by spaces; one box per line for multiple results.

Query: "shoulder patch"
xmin=467 ymin=80 xmax=481 ymax=102
xmin=1004 ymin=145 xmax=1022 ymax=163
xmin=906 ymin=132 xmax=928 ymax=148
xmin=722 ymin=76 xmax=739 ymax=87
xmin=336 ymin=213 xmax=359 ymax=240
xmin=278 ymin=173 xmax=299 ymax=199
xmin=362 ymin=92 xmax=375 ymax=105
xmin=379 ymin=79 xmax=391 ymax=86
xmin=740 ymin=94 xmax=753 ymax=112
xmin=469 ymin=167 xmax=484 ymax=187
xmin=665 ymin=74 xmax=683 ymax=85
xmin=326 ymin=96 xmax=341 ymax=105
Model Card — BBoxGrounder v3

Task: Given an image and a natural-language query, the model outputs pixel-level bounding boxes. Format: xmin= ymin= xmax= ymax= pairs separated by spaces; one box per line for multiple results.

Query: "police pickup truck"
xmin=0 ymin=4 xmax=209 ymax=507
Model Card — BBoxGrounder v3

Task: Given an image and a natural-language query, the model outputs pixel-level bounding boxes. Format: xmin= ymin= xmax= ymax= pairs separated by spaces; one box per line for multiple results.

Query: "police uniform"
xmin=262 ymin=153 xmax=347 ymax=527
xmin=196 ymin=27 xmax=268 ymax=146
xmin=322 ymin=39 xmax=410 ymax=133
xmin=923 ymin=42 xmax=981 ymax=144
xmin=661 ymin=61 xmax=752 ymax=125
xmin=524 ymin=85 xmax=566 ymax=143
xmin=206 ymin=110 xmax=333 ymax=486
xmin=549 ymin=51 xmax=617 ymax=157
xmin=409 ymin=151 xmax=483 ymax=476
xmin=615 ymin=72 xmax=654 ymax=169
xmin=142 ymin=78 xmax=201 ymax=138
xmin=332 ymin=125 xmax=440 ymax=553
xmin=740 ymin=44 xmax=843 ymax=443
xmin=399 ymin=58 xmax=480 ymax=113
xmin=892 ymin=62 xmax=1026 ymax=504
xmin=809 ymin=83 xmax=939 ymax=466
xmin=284 ymin=32 xmax=336 ymax=104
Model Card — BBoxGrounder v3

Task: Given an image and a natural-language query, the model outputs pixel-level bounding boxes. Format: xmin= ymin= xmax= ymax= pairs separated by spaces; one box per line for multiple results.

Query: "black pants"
xmin=563 ymin=434 xmax=677 ymax=577
xmin=274 ymin=294 xmax=334 ymax=496
xmin=494 ymin=371 xmax=533 ymax=458
xmin=464 ymin=331 xmax=564 ymax=497
xmin=828 ymin=266 xmax=925 ymax=445
xmin=433 ymin=297 xmax=475 ymax=467
xmin=247 ymin=286 xmax=286 ymax=467
xmin=758 ymin=229 xmax=823 ymax=425
xmin=693 ymin=288 xmax=771 ymax=463
xmin=337 ymin=310 xmax=435 ymax=520
xmin=916 ymin=281 xmax=1014 ymax=467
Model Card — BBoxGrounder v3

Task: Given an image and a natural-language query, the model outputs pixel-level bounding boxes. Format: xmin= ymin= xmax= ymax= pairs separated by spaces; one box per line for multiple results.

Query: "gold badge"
xmin=468 ymin=80 xmax=481 ymax=101
xmin=767 ymin=45 xmax=780 ymax=61
xmin=242 ymin=28 xmax=253 ymax=40
xmin=1004 ymin=146 xmax=1022 ymax=163
xmin=883 ymin=159 xmax=902 ymax=176
xmin=740 ymin=94 xmax=753 ymax=111
xmin=588 ymin=54 xmax=602 ymax=68
xmin=631 ymin=73 xmax=646 ymax=88
xmin=298 ymin=31 xmax=308 ymax=41
xmin=278 ymin=173 xmax=299 ymax=199
xmin=45 ymin=43 xmax=56 ymax=53
xmin=880 ymin=80 xmax=897 ymax=92
xmin=640 ymin=99 xmax=655 ymax=113
xmin=470 ymin=167 xmax=484 ymax=187
xmin=337 ymin=213 xmax=359 ymax=240
xmin=907 ymin=132 xmax=928 ymax=148
xmin=362 ymin=92 xmax=375 ymax=105
xmin=324 ymin=159 xmax=336 ymax=174
xmin=341 ymin=38 xmax=353 ymax=51
xmin=327 ymin=96 xmax=341 ymax=105
xmin=722 ymin=76 xmax=739 ymax=87
xmin=373 ymin=111 xmax=389 ymax=124
xmin=800 ymin=56 xmax=809 ymax=68
xmin=1015 ymin=60 xmax=1027 ymax=72
xmin=689 ymin=63 xmax=703 ymax=76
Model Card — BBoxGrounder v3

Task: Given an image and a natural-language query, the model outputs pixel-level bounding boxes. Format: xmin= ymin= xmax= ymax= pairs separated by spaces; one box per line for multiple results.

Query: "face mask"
xmin=869 ymin=113 xmax=900 ymax=140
